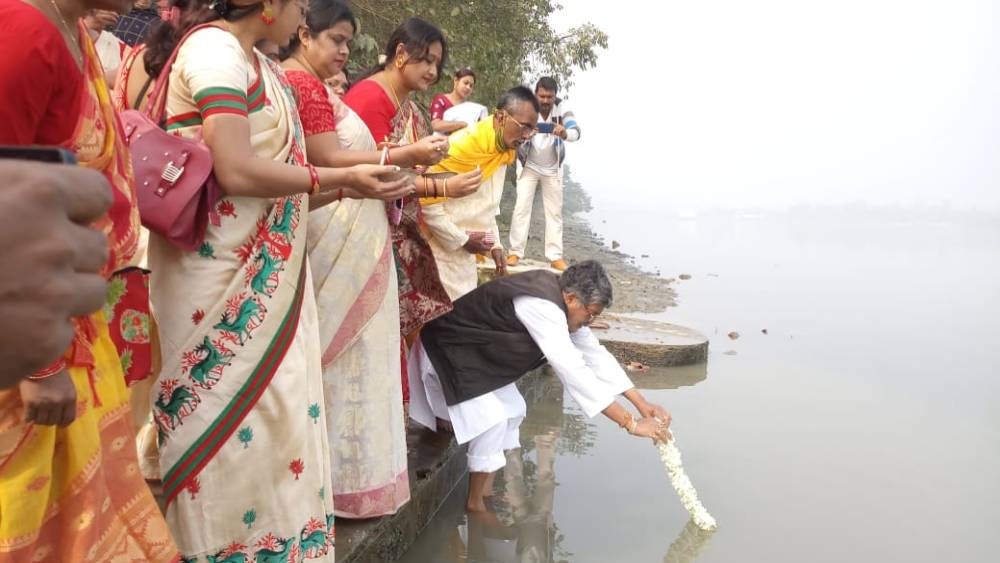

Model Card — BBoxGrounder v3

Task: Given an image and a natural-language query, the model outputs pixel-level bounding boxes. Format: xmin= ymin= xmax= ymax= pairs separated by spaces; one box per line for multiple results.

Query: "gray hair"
xmin=496 ymin=86 xmax=540 ymax=114
xmin=558 ymin=260 xmax=613 ymax=307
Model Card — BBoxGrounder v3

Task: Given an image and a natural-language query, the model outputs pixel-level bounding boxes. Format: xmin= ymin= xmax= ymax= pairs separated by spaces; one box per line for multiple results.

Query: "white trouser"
xmin=508 ymin=167 xmax=563 ymax=261
xmin=467 ymin=413 xmax=524 ymax=473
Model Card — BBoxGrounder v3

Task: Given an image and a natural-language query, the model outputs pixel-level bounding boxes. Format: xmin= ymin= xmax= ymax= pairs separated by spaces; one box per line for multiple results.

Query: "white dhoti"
xmin=408 ymin=342 xmax=526 ymax=472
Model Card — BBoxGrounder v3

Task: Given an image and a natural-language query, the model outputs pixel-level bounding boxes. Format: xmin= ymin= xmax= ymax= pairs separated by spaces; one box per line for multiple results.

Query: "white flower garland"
xmin=658 ymin=431 xmax=717 ymax=531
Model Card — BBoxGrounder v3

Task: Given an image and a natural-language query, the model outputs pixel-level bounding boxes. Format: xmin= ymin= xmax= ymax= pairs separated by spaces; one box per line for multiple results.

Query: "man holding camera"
xmin=507 ymin=77 xmax=581 ymax=272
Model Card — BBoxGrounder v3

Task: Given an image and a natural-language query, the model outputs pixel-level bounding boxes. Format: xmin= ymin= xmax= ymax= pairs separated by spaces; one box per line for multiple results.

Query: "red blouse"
xmin=429 ymin=93 xmax=453 ymax=121
xmin=285 ymin=69 xmax=336 ymax=137
xmin=0 ymin=1 xmax=83 ymax=145
xmin=342 ymin=79 xmax=396 ymax=145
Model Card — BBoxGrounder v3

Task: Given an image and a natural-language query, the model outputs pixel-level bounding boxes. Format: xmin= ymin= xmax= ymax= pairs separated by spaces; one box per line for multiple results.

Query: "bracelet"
xmin=337 ymin=188 xmax=344 ymax=201
xmin=443 ymin=177 xmax=448 ymax=198
xmin=628 ymin=418 xmax=639 ymax=434
xmin=422 ymin=177 xmax=430 ymax=197
xmin=29 ymin=358 xmax=66 ymax=380
xmin=385 ymin=147 xmax=393 ymax=166
xmin=306 ymin=164 xmax=321 ymax=195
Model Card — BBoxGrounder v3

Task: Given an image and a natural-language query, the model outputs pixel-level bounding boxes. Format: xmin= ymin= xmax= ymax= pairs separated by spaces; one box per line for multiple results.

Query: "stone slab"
xmin=594 ymin=314 xmax=709 ymax=367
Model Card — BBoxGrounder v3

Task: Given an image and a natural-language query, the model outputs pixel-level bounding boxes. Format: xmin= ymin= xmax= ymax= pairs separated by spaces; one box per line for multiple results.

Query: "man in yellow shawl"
xmin=422 ymin=86 xmax=540 ymax=300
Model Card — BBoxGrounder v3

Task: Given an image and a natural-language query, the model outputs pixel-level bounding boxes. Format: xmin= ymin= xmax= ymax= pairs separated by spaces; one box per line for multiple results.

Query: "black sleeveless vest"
xmin=421 ymin=269 xmax=568 ymax=405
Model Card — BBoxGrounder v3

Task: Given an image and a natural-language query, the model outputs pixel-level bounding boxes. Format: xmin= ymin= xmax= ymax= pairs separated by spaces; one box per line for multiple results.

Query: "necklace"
xmin=45 ymin=0 xmax=82 ymax=66
xmin=381 ymin=72 xmax=405 ymax=110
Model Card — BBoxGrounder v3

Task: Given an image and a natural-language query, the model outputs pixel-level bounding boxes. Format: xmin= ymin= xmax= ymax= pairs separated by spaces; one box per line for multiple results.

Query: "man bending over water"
xmin=408 ymin=260 xmax=673 ymax=511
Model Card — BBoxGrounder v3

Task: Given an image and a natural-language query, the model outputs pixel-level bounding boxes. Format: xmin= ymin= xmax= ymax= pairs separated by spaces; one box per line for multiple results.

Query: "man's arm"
xmin=557 ymin=108 xmax=581 ymax=142
xmin=571 ymin=326 xmax=673 ymax=432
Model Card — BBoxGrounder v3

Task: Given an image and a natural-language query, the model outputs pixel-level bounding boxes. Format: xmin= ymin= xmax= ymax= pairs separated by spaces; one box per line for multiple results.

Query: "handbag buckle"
xmin=157 ymin=161 xmax=185 ymax=196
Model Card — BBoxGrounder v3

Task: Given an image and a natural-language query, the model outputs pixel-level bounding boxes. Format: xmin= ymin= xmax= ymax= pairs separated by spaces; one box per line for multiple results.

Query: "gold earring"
xmin=395 ymin=58 xmax=404 ymax=69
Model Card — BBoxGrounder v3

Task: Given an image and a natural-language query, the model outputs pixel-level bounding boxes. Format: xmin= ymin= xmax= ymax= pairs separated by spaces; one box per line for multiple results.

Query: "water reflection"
xmin=631 ymin=363 xmax=708 ymax=391
xmin=402 ymin=365 xmax=715 ymax=563
xmin=663 ymin=520 xmax=715 ymax=563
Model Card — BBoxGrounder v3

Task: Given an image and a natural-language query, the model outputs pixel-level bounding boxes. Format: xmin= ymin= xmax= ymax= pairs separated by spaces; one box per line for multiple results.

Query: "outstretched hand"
xmin=342 ymin=164 xmax=414 ymax=201
xmin=442 ymin=168 xmax=483 ymax=198
xmin=633 ymin=415 xmax=672 ymax=444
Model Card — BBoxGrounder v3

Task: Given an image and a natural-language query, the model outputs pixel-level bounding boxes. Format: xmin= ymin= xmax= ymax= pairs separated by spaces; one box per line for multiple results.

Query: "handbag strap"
xmin=145 ymin=23 xmax=226 ymax=124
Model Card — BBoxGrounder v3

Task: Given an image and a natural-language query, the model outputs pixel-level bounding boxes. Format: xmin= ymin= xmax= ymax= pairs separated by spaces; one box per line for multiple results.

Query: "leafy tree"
xmin=308 ymin=403 xmax=321 ymax=424
xmin=243 ymin=509 xmax=257 ymax=529
xmin=348 ymin=0 xmax=608 ymax=109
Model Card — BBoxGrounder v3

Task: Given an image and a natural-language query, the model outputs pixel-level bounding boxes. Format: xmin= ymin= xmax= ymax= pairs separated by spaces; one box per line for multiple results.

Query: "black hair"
xmin=383 ymin=17 xmax=448 ymax=85
xmin=496 ymin=85 xmax=540 ymax=114
xmin=280 ymin=0 xmax=356 ymax=60
xmin=454 ymin=67 xmax=476 ymax=81
xmin=535 ymin=76 xmax=558 ymax=94
xmin=144 ymin=0 xmax=277 ymax=78
xmin=559 ymin=260 xmax=613 ymax=307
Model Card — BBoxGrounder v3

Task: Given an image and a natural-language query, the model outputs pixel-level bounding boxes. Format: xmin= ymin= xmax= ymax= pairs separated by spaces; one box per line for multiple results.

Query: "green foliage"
xmin=308 ymin=403 xmax=321 ymax=423
xmin=348 ymin=0 xmax=607 ymax=109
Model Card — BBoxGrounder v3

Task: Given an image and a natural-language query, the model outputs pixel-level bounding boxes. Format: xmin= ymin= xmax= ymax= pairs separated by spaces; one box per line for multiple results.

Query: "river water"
xmin=398 ymin=204 xmax=1000 ymax=562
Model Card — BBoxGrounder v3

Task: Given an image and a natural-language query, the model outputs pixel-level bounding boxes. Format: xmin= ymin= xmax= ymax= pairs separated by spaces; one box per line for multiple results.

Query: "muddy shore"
xmin=496 ymin=168 xmax=676 ymax=314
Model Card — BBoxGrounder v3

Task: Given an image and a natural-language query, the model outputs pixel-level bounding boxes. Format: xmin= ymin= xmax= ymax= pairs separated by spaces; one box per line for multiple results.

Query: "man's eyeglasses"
xmin=503 ymin=112 xmax=537 ymax=137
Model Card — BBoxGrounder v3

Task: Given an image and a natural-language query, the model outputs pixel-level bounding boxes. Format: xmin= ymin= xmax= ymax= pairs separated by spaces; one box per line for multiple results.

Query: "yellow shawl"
xmin=423 ymin=115 xmax=515 ymax=204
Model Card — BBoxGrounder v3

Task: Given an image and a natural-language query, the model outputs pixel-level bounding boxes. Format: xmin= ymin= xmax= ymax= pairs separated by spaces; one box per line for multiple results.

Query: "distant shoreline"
xmin=497 ymin=172 xmax=676 ymax=314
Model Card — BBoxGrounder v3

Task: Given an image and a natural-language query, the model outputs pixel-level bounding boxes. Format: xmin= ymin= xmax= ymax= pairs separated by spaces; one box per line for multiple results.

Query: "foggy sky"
xmin=549 ymin=0 xmax=1000 ymax=212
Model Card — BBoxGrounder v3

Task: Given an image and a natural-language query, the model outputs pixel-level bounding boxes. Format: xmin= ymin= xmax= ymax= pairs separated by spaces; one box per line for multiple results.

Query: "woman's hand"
xmin=339 ymin=164 xmax=414 ymax=201
xmin=441 ymin=168 xmax=483 ymax=198
xmin=633 ymin=415 xmax=672 ymax=444
xmin=19 ymin=370 xmax=77 ymax=426
xmin=406 ymin=135 xmax=450 ymax=166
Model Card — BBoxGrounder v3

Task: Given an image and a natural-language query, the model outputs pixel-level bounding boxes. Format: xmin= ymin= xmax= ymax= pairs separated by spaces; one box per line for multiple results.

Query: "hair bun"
xmin=209 ymin=0 xmax=230 ymax=17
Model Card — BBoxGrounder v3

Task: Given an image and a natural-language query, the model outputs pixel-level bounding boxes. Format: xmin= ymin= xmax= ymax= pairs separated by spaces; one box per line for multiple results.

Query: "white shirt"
xmin=408 ymin=295 xmax=634 ymax=444
xmin=523 ymin=104 xmax=580 ymax=177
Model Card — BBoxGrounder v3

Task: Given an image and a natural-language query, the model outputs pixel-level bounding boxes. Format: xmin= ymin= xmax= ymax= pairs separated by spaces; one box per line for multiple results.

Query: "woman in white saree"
xmin=142 ymin=0 xmax=411 ymax=559
xmin=280 ymin=0 xmax=468 ymax=518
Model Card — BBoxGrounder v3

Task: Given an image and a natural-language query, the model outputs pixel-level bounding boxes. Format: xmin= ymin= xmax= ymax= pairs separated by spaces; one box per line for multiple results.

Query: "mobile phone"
xmin=537 ymin=122 xmax=555 ymax=134
xmin=0 ymin=146 xmax=77 ymax=165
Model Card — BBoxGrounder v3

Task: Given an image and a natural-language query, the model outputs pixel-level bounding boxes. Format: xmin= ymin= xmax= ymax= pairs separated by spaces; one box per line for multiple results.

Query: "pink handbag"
xmin=120 ymin=24 xmax=222 ymax=251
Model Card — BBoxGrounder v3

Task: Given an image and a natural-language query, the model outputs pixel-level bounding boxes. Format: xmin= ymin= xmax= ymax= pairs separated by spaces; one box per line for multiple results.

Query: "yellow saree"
xmin=0 ymin=21 xmax=177 ymax=563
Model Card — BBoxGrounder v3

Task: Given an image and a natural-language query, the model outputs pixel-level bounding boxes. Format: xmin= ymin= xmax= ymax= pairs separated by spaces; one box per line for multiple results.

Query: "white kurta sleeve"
xmin=570 ymin=327 xmax=635 ymax=395
xmin=513 ymin=296 xmax=618 ymax=417
xmin=421 ymin=201 xmax=469 ymax=251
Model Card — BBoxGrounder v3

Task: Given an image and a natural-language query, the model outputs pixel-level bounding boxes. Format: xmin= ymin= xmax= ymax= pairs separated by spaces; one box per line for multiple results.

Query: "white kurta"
xmin=409 ymin=296 xmax=635 ymax=447
xmin=422 ymin=164 xmax=506 ymax=300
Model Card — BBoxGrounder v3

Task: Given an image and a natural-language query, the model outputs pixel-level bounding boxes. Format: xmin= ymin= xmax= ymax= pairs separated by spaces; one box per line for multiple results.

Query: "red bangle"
xmin=306 ymin=163 xmax=321 ymax=195
xmin=29 ymin=358 xmax=66 ymax=380
xmin=385 ymin=148 xmax=393 ymax=166
xmin=337 ymin=188 xmax=344 ymax=201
